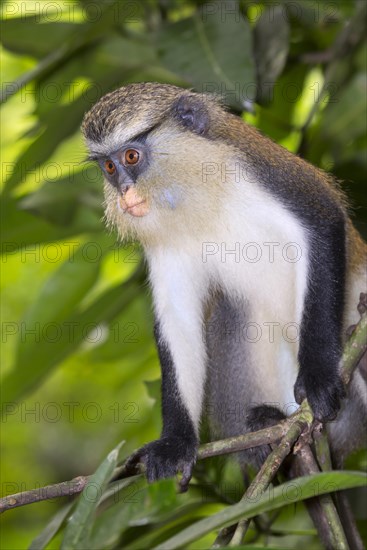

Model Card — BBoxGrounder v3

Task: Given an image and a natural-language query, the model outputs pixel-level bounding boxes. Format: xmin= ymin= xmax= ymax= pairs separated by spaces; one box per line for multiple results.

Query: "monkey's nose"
xmin=119 ymin=183 xmax=131 ymax=196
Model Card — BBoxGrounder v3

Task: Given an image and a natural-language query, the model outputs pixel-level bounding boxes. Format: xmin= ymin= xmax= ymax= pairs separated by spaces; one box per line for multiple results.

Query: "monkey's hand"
xmin=125 ymin=436 xmax=198 ymax=492
xmin=294 ymin=370 xmax=346 ymax=422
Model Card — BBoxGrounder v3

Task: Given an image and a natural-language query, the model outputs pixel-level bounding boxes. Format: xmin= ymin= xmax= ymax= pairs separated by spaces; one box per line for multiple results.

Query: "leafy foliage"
xmin=1 ymin=1 xmax=366 ymax=548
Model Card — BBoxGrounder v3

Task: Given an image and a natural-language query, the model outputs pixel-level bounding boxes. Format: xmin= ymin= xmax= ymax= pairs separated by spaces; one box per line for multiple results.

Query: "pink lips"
xmin=118 ymin=188 xmax=149 ymax=217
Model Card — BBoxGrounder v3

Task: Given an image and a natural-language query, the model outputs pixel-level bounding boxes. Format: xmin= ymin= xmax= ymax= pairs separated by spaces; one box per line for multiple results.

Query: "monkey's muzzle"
xmin=118 ymin=187 xmax=149 ymax=217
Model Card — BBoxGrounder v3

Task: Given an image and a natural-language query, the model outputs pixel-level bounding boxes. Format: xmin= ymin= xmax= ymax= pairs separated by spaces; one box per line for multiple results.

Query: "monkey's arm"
xmin=294 ymin=213 xmax=347 ymax=420
xmin=129 ymin=255 xmax=206 ymax=488
xmin=143 ymin=321 xmax=198 ymax=487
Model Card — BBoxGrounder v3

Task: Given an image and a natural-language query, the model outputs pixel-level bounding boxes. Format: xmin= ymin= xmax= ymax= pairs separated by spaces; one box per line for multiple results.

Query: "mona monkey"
xmin=82 ymin=82 xmax=367 ymax=489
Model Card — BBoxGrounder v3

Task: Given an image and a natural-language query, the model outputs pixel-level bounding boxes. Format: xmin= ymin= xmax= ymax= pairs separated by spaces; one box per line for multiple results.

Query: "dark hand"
xmin=294 ymin=370 xmax=346 ymax=422
xmin=125 ymin=436 xmax=197 ymax=492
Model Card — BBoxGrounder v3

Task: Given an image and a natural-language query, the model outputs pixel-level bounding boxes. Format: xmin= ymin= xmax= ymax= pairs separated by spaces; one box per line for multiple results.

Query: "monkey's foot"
xmin=245 ymin=405 xmax=286 ymax=465
xmin=125 ymin=436 xmax=197 ymax=492
xmin=294 ymin=370 xmax=346 ymax=422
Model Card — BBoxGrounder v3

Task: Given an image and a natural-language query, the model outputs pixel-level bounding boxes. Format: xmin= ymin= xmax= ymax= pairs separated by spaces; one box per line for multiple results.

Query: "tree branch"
xmin=1 ymin=307 xmax=365 ymax=517
xmin=0 ymin=476 xmax=88 ymax=513
xmin=292 ymin=444 xmax=348 ymax=550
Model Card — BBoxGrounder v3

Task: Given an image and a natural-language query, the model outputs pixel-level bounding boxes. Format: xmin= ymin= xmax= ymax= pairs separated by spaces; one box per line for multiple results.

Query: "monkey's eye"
xmin=104 ymin=160 xmax=116 ymax=175
xmin=124 ymin=149 xmax=140 ymax=165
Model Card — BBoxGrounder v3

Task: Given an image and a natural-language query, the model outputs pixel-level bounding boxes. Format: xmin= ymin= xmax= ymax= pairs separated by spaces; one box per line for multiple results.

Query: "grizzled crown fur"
xmin=81 ymin=82 xmax=219 ymax=145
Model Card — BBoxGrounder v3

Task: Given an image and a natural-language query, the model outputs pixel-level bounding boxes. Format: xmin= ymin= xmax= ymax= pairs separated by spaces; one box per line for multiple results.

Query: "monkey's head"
xmin=82 ymin=83 xmax=237 ymax=244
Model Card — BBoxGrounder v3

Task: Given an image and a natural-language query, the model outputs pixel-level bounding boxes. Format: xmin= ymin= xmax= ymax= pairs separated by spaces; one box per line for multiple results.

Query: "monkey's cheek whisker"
xmin=117 ymin=196 xmax=131 ymax=213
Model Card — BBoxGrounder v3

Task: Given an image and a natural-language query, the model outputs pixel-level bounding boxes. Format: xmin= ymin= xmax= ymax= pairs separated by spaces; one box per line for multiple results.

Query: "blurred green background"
xmin=1 ymin=1 xmax=366 ymax=548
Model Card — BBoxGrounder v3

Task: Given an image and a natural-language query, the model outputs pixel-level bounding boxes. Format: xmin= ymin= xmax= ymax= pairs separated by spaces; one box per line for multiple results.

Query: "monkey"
xmin=81 ymin=82 xmax=367 ymax=489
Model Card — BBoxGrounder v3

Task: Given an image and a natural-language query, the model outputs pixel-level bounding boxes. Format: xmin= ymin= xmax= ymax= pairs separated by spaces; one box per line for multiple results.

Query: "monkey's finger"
xmin=123 ymin=448 xmax=147 ymax=475
xmin=179 ymin=462 xmax=194 ymax=493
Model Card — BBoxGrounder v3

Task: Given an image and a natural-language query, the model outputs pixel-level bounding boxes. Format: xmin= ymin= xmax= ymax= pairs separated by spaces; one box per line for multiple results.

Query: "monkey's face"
xmin=98 ymin=138 xmax=151 ymax=218
xmin=99 ymin=126 xmax=225 ymax=244
xmin=82 ymin=83 xmax=233 ymax=244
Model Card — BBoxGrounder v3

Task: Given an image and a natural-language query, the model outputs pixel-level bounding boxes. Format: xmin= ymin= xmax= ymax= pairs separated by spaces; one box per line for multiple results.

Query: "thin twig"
xmin=314 ymin=424 xmax=365 ymax=550
xmin=341 ymin=304 xmax=367 ymax=385
xmin=335 ymin=491 xmax=365 ymax=550
xmin=227 ymin=415 xmax=309 ymax=547
xmin=0 ymin=476 xmax=88 ymax=513
xmin=199 ymin=423 xmax=288 ymax=460
xmin=292 ymin=445 xmax=349 ymax=550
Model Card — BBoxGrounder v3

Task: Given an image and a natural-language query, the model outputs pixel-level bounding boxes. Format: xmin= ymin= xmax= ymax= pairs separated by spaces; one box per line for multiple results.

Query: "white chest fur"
xmin=145 ymin=179 xmax=310 ymax=424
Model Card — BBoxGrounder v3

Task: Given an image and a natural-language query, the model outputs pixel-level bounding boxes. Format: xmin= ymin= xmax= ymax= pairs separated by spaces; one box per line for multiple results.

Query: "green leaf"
xmin=21 ymin=243 xmax=102 ymax=326
xmin=61 ymin=441 xmax=124 ymax=550
xmin=29 ymin=502 xmax=74 ymax=550
xmin=4 ymin=93 xmax=97 ymax=193
xmin=1 ymin=196 xmax=103 ymax=252
xmin=153 ymin=471 xmax=367 ymax=549
xmin=320 ymin=72 xmax=367 ymax=142
xmin=144 ymin=379 xmax=161 ymax=403
xmin=157 ymin=0 xmax=255 ymax=109
xmin=1 ymin=16 xmax=78 ymax=58
xmin=143 ymin=479 xmax=179 ymax=520
xmin=276 ymin=0 xmax=352 ymax=27
xmin=255 ymin=64 xmax=308 ymax=142
xmin=87 ymin=477 xmax=147 ymax=550
xmin=18 ymin=168 xmax=103 ymax=226
xmin=96 ymin=34 xmax=157 ymax=69
xmin=307 ymin=72 xmax=367 ymax=166
xmin=1 ymin=1 xmax=130 ymax=104
xmin=254 ymin=6 xmax=290 ymax=104
xmin=87 ymin=479 xmax=211 ymax=550
xmin=1 ymin=259 xmax=143 ymax=406
xmin=90 ymin=294 xmax=153 ymax=363
xmin=119 ymin=512 xmax=206 ymax=550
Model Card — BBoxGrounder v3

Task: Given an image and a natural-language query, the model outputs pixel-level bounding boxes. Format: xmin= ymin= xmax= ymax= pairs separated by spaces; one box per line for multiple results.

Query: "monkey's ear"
xmin=173 ymin=94 xmax=210 ymax=136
